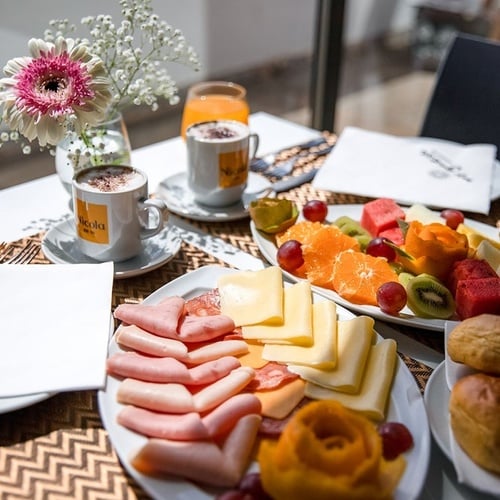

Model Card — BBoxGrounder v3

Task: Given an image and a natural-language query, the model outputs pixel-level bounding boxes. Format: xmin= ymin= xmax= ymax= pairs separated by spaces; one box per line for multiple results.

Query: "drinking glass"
xmin=180 ymin=81 xmax=250 ymax=139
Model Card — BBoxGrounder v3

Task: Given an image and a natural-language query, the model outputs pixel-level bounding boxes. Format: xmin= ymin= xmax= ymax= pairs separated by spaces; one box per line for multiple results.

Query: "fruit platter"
xmin=249 ymin=198 xmax=500 ymax=331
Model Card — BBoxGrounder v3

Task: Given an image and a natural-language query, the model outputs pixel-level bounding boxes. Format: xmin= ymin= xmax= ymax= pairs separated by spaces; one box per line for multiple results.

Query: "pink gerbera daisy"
xmin=0 ymin=37 xmax=111 ymax=147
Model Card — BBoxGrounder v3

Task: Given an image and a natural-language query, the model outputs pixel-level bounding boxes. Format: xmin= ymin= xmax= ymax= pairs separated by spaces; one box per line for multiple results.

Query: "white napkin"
xmin=0 ymin=262 xmax=114 ymax=398
xmin=444 ymin=322 xmax=500 ymax=496
xmin=313 ymin=127 xmax=497 ymax=214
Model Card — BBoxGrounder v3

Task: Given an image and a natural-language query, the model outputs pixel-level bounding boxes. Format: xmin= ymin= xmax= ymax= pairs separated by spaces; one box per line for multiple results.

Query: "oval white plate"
xmin=98 ymin=265 xmax=430 ymax=500
xmin=251 ymin=204 xmax=498 ymax=332
xmin=157 ymin=172 xmax=272 ymax=222
xmin=42 ymin=220 xmax=181 ymax=279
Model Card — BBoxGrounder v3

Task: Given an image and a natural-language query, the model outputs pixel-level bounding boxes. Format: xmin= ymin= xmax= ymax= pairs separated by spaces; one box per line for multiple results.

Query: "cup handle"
xmin=138 ymin=198 xmax=168 ymax=239
xmin=249 ymin=133 xmax=259 ymax=160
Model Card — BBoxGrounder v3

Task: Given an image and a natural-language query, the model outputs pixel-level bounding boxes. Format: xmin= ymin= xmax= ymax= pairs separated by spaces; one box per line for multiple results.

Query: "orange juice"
xmin=181 ymin=95 xmax=249 ymax=139
xmin=180 ymin=81 xmax=250 ymax=139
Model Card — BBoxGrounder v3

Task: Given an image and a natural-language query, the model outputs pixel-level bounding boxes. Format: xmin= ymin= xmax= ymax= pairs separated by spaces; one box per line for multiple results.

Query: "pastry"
xmin=447 ymin=314 xmax=500 ymax=374
xmin=449 ymin=373 xmax=500 ymax=474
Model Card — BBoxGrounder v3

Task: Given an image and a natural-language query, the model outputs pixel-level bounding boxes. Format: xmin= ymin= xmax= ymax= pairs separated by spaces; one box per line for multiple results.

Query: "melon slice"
xmin=360 ymin=198 xmax=405 ymax=237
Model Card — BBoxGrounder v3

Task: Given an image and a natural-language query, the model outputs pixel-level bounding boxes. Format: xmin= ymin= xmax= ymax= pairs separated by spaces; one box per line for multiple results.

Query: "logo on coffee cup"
xmin=218 ymin=149 xmax=248 ymax=188
xmin=76 ymin=199 xmax=109 ymax=244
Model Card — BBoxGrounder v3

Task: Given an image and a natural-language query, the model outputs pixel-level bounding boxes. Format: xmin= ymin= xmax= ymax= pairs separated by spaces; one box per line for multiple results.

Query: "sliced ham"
xmin=117 ymin=393 xmax=261 ymax=440
xmin=117 ymin=366 xmax=255 ymax=414
xmin=115 ymin=325 xmax=188 ymax=358
xmin=177 ymin=314 xmax=236 ymax=342
xmin=185 ymin=339 xmax=249 ymax=364
xmin=114 ymin=296 xmax=186 ymax=338
xmin=107 ymin=352 xmax=241 ymax=384
xmin=117 ymin=379 xmax=194 ymax=413
xmin=130 ymin=414 xmax=262 ymax=488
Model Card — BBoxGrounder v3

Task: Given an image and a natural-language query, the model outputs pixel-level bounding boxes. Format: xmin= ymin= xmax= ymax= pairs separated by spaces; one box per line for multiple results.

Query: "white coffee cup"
xmin=72 ymin=165 xmax=168 ymax=262
xmin=186 ymin=120 xmax=259 ymax=207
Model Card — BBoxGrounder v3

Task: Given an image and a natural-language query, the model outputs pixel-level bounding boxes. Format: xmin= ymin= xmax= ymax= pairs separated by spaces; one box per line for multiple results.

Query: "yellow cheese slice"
xmin=304 ymin=338 xmax=397 ymax=421
xmin=261 ymin=300 xmax=337 ymax=368
xmin=242 ymin=281 xmax=313 ymax=345
xmin=218 ymin=266 xmax=283 ymax=326
xmin=288 ymin=315 xmax=374 ymax=393
xmin=254 ymin=378 xmax=306 ymax=419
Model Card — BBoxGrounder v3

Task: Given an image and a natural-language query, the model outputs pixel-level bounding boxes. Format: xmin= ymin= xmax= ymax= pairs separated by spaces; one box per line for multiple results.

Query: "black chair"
xmin=420 ymin=33 xmax=500 ymax=160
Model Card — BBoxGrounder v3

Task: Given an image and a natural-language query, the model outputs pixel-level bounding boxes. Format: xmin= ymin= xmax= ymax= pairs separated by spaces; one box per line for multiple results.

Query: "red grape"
xmin=376 ymin=281 xmax=407 ymax=315
xmin=365 ymin=237 xmax=397 ymax=262
xmin=277 ymin=240 xmax=304 ymax=272
xmin=303 ymin=200 xmax=328 ymax=222
xmin=378 ymin=422 xmax=414 ymax=460
xmin=440 ymin=208 xmax=464 ymax=230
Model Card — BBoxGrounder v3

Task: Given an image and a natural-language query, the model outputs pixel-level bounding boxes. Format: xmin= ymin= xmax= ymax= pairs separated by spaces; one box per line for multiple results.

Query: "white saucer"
xmin=157 ymin=171 xmax=272 ymax=222
xmin=42 ymin=219 xmax=182 ymax=279
xmin=0 ymin=392 xmax=55 ymax=414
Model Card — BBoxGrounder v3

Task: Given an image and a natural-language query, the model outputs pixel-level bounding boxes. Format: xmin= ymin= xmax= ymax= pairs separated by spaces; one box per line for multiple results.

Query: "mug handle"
xmin=138 ymin=198 xmax=168 ymax=239
xmin=249 ymin=133 xmax=259 ymax=160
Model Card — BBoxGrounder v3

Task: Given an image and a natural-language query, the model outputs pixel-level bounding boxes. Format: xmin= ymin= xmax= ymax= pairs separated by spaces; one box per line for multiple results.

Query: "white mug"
xmin=72 ymin=165 xmax=167 ymax=262
xmin=186 ymin=120 xmax=259 ymax=206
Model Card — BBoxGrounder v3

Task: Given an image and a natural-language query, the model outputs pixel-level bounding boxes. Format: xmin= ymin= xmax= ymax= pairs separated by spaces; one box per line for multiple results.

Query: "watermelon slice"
xmin=455 ymin=277 xmax=500 ymax=319
xmin=378 ymin=226 xmax=404 ymax=246
xmin=360 ymin=198 xmax=405 ymax=237
xmin=446 ymin=258 xmax=497 ymax=296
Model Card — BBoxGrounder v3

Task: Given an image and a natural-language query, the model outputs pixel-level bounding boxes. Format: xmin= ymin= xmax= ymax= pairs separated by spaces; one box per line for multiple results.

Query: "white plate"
xmin=98 ymin=265 xmax=430 ymax=500
xmin=251 ymin=204 xmax=499 ymax=332
xmin=0 ymin=392 xmax=54 ymax=414
xmin=41 ymin=219 xmax=182 ymax=279
xmin=157 ymin=172 xmax=272 ymax=222
xmin=423 ymin=362 xmax=452 ymax=459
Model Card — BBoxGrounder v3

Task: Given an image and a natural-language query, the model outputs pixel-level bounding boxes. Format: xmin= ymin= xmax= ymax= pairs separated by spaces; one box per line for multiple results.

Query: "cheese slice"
xmin=288 ymin=315 xmax=374 ymax=393
xmin=218 ymin=266 xmax=283 ymax=326
xmin=237 ymin=341 xmax=268 ymax=369
xmin=254 ymin=378 xmax=306 ymax=419
xmin=242 ymin=281 xmax=313 ymax=345
xmin=261 ymin=300 xmax=337 ymax=368
xmin=305 ymin=339 xmax=397 ymax=421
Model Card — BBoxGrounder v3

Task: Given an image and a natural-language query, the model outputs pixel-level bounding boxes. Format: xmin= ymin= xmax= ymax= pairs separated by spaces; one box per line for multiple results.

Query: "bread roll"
xmin=447 ymin=314 xmax=500 ymax=374
xmin=449 ymin=373 xmax=500 ymax=474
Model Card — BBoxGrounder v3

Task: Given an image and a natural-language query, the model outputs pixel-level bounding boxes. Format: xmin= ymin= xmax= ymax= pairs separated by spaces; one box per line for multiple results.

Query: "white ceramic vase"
xmin=55 ymin=112 xmax=132 ymax=194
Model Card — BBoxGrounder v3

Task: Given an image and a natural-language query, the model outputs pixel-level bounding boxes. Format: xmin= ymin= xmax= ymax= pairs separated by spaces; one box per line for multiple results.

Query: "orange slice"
xmin=332 ymin=250 xmax=398 ymax=306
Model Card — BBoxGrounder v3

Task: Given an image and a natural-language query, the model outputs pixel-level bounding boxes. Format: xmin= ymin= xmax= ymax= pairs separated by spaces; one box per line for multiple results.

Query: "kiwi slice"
xmin=406 ymin=273 xmax=455 ymax=319
xmin=332 ymin=216 xmax=372 ymax=250
xmin=398 ymin=272 xmax=415 ymax=287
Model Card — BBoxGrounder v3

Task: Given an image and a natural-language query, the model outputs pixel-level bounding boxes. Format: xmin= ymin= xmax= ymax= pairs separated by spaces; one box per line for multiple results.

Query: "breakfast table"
xmin=0 ymin=112 xmax=498 ymax=499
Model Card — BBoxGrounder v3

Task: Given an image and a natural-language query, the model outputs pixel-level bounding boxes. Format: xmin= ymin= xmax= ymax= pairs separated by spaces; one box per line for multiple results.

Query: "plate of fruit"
xmin=249 ymin=198 xmax=499 ymax=331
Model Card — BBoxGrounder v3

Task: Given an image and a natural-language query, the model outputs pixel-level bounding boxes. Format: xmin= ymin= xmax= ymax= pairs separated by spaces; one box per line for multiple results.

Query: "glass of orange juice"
xmin=180 ymin=81 xmax=250 ymax=139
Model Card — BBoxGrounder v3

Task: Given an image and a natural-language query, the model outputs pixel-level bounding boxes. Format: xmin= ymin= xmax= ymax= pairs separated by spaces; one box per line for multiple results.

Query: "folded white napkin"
xmin=444 ymin=322 xmax=500 ymax=496
xmin=0 ymin=262 xmax=114 ymax=398
xmin=313 ymin=127 xmax=497 ymax=214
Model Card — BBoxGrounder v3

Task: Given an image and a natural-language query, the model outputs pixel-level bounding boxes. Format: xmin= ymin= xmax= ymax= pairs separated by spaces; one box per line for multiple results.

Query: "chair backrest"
xmin=420 ymin=33 xmax=500 ymax=160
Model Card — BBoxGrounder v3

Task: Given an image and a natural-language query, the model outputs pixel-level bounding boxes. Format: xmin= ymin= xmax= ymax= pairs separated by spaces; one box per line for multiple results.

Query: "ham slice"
xmin=115 ymin=299 xmax=236 ymax=343
xmin=115 ymin=325 xmax=188 ymax=358
xmin=117 ymin=366 xmax=255 ymax=413
xmin=130 ymin=414 xmax=262 ymax=488
xmin=185 ymin=339 xmax=249 ymax=364
xmin=114 ymin=296 xmax=185 ymax=337
xmin=117 ymin=393 xmax=261 ymax=440
xmin=107 ymin=352 xmax=241 ymax=384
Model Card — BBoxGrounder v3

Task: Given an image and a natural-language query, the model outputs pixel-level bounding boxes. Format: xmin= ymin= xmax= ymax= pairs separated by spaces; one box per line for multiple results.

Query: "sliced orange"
xmin=275 ymin=221 xmax=323 ymax=247
xmin=331 ymin=250 xmax=398 ymax=306
xmin=303 ymin=225 xmax=360 ymax=288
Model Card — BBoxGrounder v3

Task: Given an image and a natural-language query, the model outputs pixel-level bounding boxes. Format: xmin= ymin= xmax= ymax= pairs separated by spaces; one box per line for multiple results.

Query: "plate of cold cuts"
xmin=98 ymin=265 xmax=430 ymax=499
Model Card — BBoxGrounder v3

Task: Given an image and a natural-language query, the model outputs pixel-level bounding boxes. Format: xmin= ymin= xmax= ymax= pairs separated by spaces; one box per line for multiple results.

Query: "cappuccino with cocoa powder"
xmin=186 ymin=120 xmax=259 ymax=207
xmin=72 ymin=165 xmax=168 ymax=262
xmin=75 ymin=165 xmax=144 ymax=193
